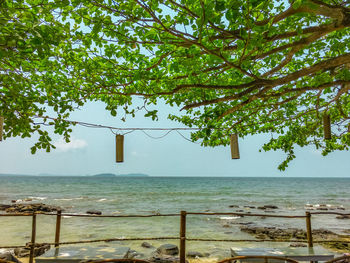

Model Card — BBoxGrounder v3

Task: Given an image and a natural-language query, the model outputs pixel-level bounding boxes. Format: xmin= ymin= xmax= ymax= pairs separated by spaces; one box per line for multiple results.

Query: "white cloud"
xmin=54 ymin=137 xmax=88 ymax=152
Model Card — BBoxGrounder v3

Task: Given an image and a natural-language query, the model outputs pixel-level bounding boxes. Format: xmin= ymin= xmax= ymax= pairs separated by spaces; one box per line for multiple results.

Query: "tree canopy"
xmin=1 ymin=0 xmax=350 ymax=169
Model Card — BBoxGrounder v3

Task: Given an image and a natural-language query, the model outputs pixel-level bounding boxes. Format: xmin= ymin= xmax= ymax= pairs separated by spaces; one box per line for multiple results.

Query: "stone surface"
xmin=86 ymin=210 xmax=102 ymax=215
xmin=5 ymin=203 xmax=60 ymax=213
xmin=141 ymin=242 xmax=154 ymax=248
xmin=336 ymin=215 xmax=350 ymax=219
xmin=186 ymin=251 xmax=207 ymax=258
xmin=14 ymin=243 xmax=50 ymax=258
xmin=156 ymin=244 xmax=179 ymax=256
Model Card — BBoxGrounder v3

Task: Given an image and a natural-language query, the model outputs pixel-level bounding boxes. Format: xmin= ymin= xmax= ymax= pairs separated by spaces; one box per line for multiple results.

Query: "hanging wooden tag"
xmin=115 ymin=134 xmax=124 ymax=163
xmin=230 ymin=134 xmax=240 ymax=159
xmin=0 ymin=116 xmax=3 ymax=141
xmin=323 ymin=114 xmax=331 ymax=140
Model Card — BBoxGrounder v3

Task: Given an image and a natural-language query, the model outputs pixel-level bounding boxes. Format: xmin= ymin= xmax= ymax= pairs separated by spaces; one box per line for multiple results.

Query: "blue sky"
xmin=0 ymin=99 xmax=349 ymax=177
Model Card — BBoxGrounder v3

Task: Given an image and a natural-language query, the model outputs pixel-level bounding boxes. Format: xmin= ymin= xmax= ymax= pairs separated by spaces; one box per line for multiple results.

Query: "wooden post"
xmin=180 ymin=211 xmax=187 ymax=263
xmin=0 ymin=116 xmax=3 ymax=141
xmin=323 ymin=114 xmax=331 ymax=140
xmin=305 ymin=212 xmax=313 ymax=247
xmin=55 ymin=210 xmax=62 ymax=247
xmin=230 ymin=134 xmax=240 ymax=159
xmin=116 ymin=134 xmax=124 ymax=162
xmin=29 ymin=212 xmax=37 ymax=263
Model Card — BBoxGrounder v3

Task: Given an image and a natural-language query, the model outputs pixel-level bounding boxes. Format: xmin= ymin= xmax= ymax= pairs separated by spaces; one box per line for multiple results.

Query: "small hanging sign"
xmin=230 ymin=134 xmax=240 ymax=159
xmin=323 ymin=114 xmax=331 ymax=140
xmin=115 ymin=134 xmax=124 ymax=162
xmin=0 ymin=116 xmax=3 ymax=141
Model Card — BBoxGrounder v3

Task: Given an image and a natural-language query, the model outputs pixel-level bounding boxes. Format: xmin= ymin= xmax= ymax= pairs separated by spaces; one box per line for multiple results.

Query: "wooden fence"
xmin=1 ymin=211 xmax=350 ymax=263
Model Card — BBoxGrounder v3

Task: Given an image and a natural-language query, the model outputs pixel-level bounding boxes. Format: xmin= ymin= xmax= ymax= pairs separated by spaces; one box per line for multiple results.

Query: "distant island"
xmin=92 ymin=173 xmax=149 ymax=177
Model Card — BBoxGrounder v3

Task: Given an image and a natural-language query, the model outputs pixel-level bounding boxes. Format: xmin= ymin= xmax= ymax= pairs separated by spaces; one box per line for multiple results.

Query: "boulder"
xmin=141 ymin=242 xmax=154 ymax=248
xmin=264 ymin=205 xmax=278 ymax=209
xmin=5 ymin=203 xmax=60 ymax=213
xmin=86 ymin=210 xmax=102 ymax=215
xmin=0 ymin=204 xmax=11 ymax=211
xmin=229 ymin=205 xmax=239 ymax=208
xmin=156 ymin=244 xmax=179 ymax=256
xmin=336 ymin=215 xmax=350 ymax=219
xmin=186 ymin=251 xmax=207 ymax=258
xmin=14 ymin=243 xmax=50 ymax=258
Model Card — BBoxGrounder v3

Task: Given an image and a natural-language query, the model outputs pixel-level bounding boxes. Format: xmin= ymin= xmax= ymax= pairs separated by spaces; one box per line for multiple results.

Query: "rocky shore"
xmin=240 ymin=225 xmax=350 ymax=252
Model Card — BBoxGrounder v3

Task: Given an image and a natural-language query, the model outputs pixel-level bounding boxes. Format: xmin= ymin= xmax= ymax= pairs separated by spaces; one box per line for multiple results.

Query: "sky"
xmin=0 ymin=98 xmax=350 ymax=177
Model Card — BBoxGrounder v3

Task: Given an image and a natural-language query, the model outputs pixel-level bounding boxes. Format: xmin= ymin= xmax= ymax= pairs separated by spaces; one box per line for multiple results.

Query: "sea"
xmin=0 ymin=176 xmax=349 ymax=258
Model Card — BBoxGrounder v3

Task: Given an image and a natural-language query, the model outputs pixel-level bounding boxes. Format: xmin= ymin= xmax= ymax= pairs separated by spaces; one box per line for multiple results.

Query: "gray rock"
xmin=186 ymin=251 xmax=206 ymax=258
xmin=229 ymin=205 xmax=239 ymax=208
xmin=264 ymin=205 xmax=278 ymax=209
xmin=142 ymin=242 xmax=154 ymax=248
xmin=0 ymin=204 xmax=11 ymax=211
xmin=86 ymin=210 xmax=102 ymax=215
xmin=336 ymin=215 xmax=350 ymax=219
xmin=14 ymin=243 xmax=50 ymax=258
xmin=156 ymin=244 xmax=179 ymax=256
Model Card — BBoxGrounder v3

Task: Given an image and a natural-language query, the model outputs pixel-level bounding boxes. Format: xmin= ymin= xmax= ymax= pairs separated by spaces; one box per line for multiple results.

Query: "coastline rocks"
xmin=14 ymin=243 xmax=50 ymax=258
xmin=257 ymin=205 xmax=278 ymax=210
xmin=336 ymin=215 xmax=350 ymax=219
xmin=229 ymin=205 xmax=239 ymax=208
xmin=186 ymin=251 xmax=209 ymax=258
xmin=86 ymin=210 xmax=102 ymax=215
xmin=156 ymin=244 xmax=179 ymax=256
xmin=4 ymin=203 xmax=60 ymax=213
xmin=141 ymin=242 xmax=154 ymax=248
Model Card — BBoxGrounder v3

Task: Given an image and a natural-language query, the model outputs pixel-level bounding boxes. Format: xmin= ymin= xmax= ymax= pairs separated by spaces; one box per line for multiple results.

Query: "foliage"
xmin=1 ymin=0 xmax=350 ymax=169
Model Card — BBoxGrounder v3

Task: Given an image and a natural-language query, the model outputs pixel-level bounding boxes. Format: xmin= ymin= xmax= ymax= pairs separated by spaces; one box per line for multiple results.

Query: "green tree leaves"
xmin=1 ymin=0 xmax=350 ymax=170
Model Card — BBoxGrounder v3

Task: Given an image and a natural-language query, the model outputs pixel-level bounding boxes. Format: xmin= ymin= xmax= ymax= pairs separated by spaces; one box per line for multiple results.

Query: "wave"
xmin=54 ymin=197 xmax=85 ymax=201
xmin=219 ymin=216 xmax=241 ymax=220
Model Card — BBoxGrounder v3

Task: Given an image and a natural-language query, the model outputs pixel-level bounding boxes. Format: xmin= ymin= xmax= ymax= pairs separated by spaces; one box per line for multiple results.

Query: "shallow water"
xmin=0 ymin=176 xmax=349 ymax=256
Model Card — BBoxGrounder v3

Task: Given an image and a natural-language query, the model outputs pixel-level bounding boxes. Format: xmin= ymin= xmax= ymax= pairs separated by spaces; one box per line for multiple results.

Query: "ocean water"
xmin=0 ymin=176 xmax=349 ymax=257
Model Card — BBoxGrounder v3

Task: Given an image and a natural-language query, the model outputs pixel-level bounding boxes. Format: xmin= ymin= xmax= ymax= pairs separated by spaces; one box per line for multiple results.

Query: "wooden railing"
xmin=1 ymin=211 xmax=350 ymax=263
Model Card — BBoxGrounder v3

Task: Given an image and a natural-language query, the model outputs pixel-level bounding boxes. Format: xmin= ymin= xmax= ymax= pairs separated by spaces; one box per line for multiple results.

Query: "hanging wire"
xmin=141 ymin=129 xmax=173 ymax=139
xmin=33 ymin=115 xmax=209 ymax=143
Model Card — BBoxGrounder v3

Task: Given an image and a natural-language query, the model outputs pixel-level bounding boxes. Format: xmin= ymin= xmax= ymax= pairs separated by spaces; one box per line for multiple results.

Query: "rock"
xmin=0 ymin=204 xmax=11 ymax=210
xmin=264 ymin=205 xmax=278 ymax=209
xmin=336 ymin=215 xmax=350 ymax=219
xmin=14 ymin=243 xmax=50 ymax=258
xmin=236 ymin=210 xmax=244 ymax=212
xmin=127 ymin=249 xmax=144 ymax=259
xmin=86 ymin=210 xmax=102 ymax=215
xmin=290 ymin=243 xmax=307 ymax=247
xmin=337 ymin=207 xmax=345 ymax=210
xmin=257 ymin=206 xmax=266 ymax=210
xmin=229 ymin=205 xmax=239 ymax=208
xmin=316 ymin=207 xmax=328 ymax=211
xmin=142 ymin=242 xmax=154 ymax=248
xmin=244 ymin=206 xmax=256 ymax=209
xmin=156 ymin=244 xmax=179 ymax=256
xmin=0 ymin=252 xmax=21 ymax=263
xmin=186 ymin=251 xmax=206 ymax=258
xmin=222 ymin=224 xmax=230 ymax=228
xmin=5 ymin=203 xmax=60 ymax=214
